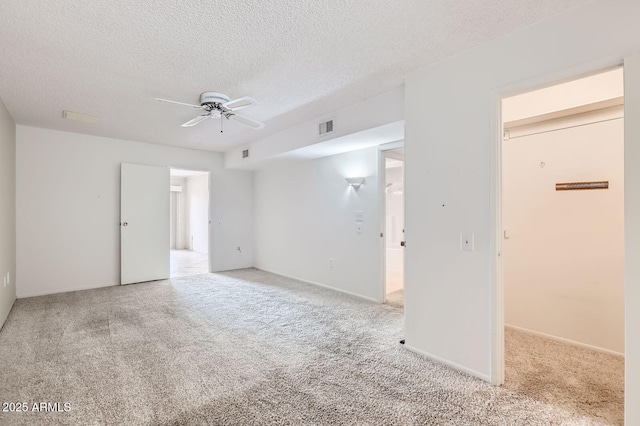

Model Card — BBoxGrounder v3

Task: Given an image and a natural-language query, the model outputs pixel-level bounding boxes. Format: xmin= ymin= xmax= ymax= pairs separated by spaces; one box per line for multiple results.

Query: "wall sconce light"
xmin=346 ymin=177 xmax=365 ymax=189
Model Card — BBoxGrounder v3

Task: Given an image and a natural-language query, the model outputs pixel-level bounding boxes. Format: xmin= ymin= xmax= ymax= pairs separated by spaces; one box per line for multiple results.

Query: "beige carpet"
xmin=0 ymin=269 xmax=624 ymax=425
xmin=504 ymin=327 xmax=624 ymax=425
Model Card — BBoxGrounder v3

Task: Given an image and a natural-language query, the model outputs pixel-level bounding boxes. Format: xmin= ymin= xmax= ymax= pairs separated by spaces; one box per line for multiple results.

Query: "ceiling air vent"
xmin=319 ymin=120 xmax=334 ymax=136
xmin=62 ymin=110 xmax=99 ymax=124
xmin=242 ymin=149 xmax=249 ymax=159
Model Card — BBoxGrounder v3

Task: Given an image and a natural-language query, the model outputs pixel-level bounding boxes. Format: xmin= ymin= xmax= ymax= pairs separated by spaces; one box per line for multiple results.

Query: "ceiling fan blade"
xmin=227 ymin=113 xmax=264 ymax=129
xmin=156 ymin=98 xmax=202 ymax=109
xmin=222 ymin=96 xmax=257 ymax=111
xmin=181 ymin=113 xmax=211 ymax=127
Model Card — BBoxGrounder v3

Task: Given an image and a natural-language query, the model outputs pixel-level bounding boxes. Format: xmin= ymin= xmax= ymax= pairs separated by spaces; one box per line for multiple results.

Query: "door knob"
xmin=400 ymin=241 xmax=405 ymax=247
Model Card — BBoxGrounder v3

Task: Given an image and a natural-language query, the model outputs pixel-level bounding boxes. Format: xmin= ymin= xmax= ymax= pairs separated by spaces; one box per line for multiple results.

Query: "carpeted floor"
xmin=504 ymin=327 xmax=624 ymax=425
xmin=0 ymin=269 xmax=624 ymax=425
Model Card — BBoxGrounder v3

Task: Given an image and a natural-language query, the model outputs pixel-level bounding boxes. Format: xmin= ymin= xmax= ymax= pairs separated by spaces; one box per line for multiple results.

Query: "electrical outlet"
xmin=329 ymin=258 xmax=334 ymax=269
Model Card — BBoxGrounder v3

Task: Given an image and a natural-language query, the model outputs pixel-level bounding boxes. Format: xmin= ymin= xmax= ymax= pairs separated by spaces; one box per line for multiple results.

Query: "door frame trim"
xmin=489 ymin=60 xmax=624 ymax=386
xmin=378 ymin=140 xmax=405 ymax=303
xmin=169 ymin=167 xmax=212 ymax=274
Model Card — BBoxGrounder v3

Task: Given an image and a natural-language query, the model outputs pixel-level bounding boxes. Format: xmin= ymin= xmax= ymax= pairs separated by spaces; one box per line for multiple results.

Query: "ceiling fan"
xmin=156 ymin=91 xmax=265 ymax=130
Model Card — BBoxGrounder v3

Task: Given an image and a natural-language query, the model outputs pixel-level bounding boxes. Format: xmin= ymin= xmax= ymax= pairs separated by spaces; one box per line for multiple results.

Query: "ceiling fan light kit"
xmin=156 ymin=91 xmax=265 ymax=131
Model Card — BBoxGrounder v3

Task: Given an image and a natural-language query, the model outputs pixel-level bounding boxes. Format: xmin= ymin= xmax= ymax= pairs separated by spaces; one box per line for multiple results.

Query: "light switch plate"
xmin=460 ymin=233 xmax=474 ymax=251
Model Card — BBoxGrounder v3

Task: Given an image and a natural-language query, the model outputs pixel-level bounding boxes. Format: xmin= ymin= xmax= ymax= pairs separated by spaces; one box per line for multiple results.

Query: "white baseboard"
xmin=255 ymin=268 xmax=379 ymax=303
xmin=17 ymin=282 xmax=119 ymax=299
xmin=404 ymin=343 xmax=492 ymax=383
xmin=505 ymin=324 xmax=624 ymax=357
xmin=0 ymin=297 xmax=16 ymax=331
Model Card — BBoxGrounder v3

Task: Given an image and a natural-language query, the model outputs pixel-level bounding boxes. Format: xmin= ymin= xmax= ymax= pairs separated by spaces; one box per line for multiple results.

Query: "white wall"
xmin=0 ymin=96 xmax=16 ymax=329
xmin=503 ymin=112 xmax=624 ymax=354
xmin=16 ymin=126 xmax=253 ymax=297
xmin=404 ymin=1 xmax=640 ymax=422
xmin=186 ymin=173 xmax=209 ymax=254
xmin=254 ymin=147 xmax=381 ymax=301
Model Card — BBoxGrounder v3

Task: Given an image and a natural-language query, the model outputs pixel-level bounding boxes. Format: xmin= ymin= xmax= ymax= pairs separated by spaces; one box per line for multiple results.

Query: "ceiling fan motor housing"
xmin=200 ymin=92 xmax=230 ymax=106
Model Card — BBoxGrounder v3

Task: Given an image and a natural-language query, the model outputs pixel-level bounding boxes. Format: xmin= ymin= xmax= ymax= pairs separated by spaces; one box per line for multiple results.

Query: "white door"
xmin=121 ymin=163 xmax=170 ymax=284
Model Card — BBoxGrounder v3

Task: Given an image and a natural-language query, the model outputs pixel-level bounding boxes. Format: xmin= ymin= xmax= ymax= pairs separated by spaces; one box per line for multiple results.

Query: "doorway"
xmin=170 ymin=168 xmax=210 ymax=277
xmin=383 ymin=147 xmax=405 ymax=308
xmin=500 ymin=68 xmax=625 ymax=422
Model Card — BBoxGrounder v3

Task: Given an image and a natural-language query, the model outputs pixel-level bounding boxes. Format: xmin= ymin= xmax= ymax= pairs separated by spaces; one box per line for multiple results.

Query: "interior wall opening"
xmin=170 ymin=168 xmax=210 ymax=277
xmin=384 ymin=147 xmax=405 ymax=308
xmin=500 ymin=67 xmax=625 ymax=423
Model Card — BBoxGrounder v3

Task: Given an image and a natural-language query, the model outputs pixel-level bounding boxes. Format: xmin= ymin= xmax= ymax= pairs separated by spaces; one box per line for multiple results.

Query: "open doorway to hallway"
xmin=170 ymin=168 xmax=210 ymax=277
xmin=500 ymin=68 xmax=624 ymax=423
xmin=384 ymin=148 xmax=405 ymax=308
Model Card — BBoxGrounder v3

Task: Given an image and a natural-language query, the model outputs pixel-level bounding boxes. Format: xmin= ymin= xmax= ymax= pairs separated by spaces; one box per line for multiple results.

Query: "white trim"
xmin=17 ymin=283 xmax=121 ymax=299
xmin=0 ymin=297 xmax=16 ymax=331
xmin=169 ymin=167 xmax=211 ymax=273
xmin=378 ymin=140 xmax=406 ymax=304
xmin=489 ymin=92 xmax=504 ymax=386
xmin=255 ymin=268 xmax=378 ymax=303
xmin=404 ymin=344 xmax=492 ymax=382
xmin=624 ymin=53 xmax=640 ymax=425
xmin=377 ymin=148 xmax=387 ymax=303
xmin=506 ymin=324 xmax=624 ymax=357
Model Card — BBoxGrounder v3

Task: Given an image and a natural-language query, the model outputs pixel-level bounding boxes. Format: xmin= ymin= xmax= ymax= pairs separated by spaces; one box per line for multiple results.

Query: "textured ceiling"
xmin=0 ymin=0 xmax=589 ymax=152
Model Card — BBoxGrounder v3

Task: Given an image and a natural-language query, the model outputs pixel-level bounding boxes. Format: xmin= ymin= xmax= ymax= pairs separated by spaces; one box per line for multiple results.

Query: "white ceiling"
xmin=0 ymin=0 xmax=589 ymax=153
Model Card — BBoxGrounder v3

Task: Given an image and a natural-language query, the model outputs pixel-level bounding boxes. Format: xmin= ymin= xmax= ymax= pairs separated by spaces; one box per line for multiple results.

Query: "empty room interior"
xmin=1 ymin=1 xmax=640 ymax=425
